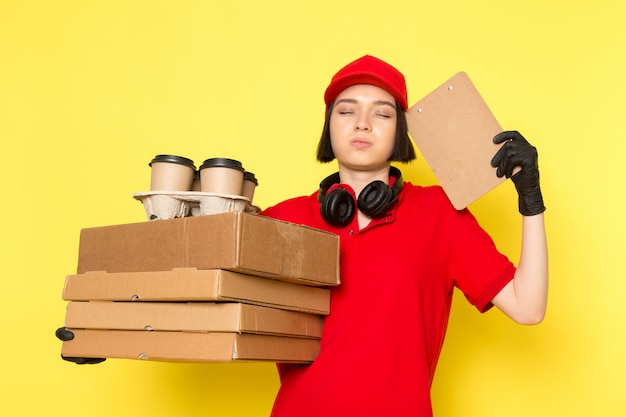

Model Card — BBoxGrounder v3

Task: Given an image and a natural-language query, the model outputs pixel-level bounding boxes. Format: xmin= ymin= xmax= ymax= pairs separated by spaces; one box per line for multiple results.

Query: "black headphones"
xmin=317 ymin=166 xmax=403 ymax=227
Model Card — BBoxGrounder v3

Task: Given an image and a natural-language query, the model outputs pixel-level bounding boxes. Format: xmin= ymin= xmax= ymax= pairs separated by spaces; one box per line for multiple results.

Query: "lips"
xmin=350 ymin=137 xmax=372 ymax=149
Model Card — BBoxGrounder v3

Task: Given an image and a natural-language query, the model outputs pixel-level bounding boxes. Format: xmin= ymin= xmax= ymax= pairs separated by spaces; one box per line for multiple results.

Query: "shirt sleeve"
xmin=448 ymin=208 xmax=516 ymax=313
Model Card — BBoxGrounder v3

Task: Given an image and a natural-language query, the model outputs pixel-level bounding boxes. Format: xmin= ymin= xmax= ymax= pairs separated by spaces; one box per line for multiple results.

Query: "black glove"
xmin=491 ymin=131 xmax=546 ymax=216
xmin=55 ymin=327 xmax=106 ymax=365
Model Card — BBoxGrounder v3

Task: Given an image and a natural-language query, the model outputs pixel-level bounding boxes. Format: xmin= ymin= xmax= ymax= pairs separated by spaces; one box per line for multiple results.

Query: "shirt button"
xmin=349 ymin=230 xmax=354 ymax=235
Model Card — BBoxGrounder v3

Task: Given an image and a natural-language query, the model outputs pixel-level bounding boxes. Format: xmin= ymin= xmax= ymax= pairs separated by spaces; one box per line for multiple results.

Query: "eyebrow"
xmin=335 ymin=98 xmax=396 ymax=108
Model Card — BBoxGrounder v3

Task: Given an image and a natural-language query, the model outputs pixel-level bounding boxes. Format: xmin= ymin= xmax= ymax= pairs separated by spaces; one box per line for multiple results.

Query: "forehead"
xmin=334 ymin=84 xmax=395 ymax=104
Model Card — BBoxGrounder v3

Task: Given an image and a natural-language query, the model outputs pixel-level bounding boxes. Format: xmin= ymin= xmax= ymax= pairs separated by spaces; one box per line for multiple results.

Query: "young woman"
xmin=260 ymin=55 xmax=548 ymax=417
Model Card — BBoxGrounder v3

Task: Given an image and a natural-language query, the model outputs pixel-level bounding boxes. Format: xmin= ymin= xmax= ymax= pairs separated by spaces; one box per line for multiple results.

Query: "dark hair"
xmin=316 ymin=100 xmax=416 ymax=163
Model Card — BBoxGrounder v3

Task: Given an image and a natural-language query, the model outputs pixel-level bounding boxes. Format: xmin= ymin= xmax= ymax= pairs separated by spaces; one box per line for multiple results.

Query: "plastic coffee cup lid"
xmin=149 ymin=154 xmax=196 ymax=169
xmin=200 ymin=158 xmax=245 ymax=172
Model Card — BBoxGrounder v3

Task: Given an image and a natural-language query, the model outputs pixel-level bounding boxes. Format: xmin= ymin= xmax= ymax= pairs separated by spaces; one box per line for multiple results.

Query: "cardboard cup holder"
xmin=142 ymin=155 xmax=261 ymax=220
xmin=133 ymin=191 xmax=260 ymax=221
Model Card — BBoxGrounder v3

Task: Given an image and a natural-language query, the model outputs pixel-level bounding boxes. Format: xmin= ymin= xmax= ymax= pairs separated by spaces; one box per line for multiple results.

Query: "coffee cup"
xmin=199 ymin=158 xmax=245 ymax=195
xmin=149 ymin=155 xmax=196 ymax=191
xmin=241 ymin=171 xmax=259 ymax=203
xmin=191 ymin=170 xmax=202 ymax=191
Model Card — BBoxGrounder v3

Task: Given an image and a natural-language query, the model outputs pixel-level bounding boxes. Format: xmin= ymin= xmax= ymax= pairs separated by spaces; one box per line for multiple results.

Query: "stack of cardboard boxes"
xmin=60 ymin=211 xmax=340 ymax=363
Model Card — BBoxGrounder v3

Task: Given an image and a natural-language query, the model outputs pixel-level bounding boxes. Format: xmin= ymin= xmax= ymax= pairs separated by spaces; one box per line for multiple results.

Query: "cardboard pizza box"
xmin=61 ymin=329 xmax=320 ymax=363
xmin=63 ymin=269 xmax=331 ymax=315
xmin=64 ymin=301 xmax=324 ymax=338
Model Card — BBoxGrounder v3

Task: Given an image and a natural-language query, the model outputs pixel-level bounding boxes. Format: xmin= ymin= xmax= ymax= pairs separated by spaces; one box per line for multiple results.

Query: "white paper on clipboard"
xmin=405 ymin=71 xmax=509 ymax=210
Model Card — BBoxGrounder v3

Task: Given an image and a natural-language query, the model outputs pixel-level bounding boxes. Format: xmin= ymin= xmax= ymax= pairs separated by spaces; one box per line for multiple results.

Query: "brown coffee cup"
xmin=191 ymin=170 xmax=202 ymax=191
xmin=241 ymin=171 xmax=259 ymax=203
xmin=199 ymin=158 xmax=245 ymax=195
xmin=149 ymin=155 xmax=196 ymax=191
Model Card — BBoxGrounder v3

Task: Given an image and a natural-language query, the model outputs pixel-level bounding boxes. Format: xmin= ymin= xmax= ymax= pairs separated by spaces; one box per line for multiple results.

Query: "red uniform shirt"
xmin=260 ymin=181 xmax=515 ymax=417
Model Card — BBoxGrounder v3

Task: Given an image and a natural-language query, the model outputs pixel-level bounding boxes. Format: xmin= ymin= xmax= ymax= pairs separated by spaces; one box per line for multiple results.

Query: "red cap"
xmin=324 ymin=55 xmax=408 ymax=111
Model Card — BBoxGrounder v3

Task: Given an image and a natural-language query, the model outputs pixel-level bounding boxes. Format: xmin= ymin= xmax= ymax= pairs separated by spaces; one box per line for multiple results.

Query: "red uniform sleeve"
xmin=448 ymin=207 xmax=516 ymax=313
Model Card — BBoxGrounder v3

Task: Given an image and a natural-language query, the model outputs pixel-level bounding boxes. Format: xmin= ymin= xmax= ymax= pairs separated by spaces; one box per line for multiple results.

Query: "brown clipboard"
xmin=405 ymin=71 xmax=507 ymax=210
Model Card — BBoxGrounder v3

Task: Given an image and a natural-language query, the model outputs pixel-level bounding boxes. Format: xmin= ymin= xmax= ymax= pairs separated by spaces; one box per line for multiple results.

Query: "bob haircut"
xmin=316 ymin=100 xmax=416 ymax=163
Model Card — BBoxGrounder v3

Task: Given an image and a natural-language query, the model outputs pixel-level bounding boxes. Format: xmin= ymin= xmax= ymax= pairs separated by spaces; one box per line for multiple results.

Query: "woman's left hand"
xmin=491 ymin=131 xmax=546 ymax=216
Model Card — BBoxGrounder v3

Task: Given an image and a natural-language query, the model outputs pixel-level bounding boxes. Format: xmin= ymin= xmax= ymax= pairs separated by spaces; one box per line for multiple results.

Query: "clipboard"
xmin=405 ymin=71 xmax=508 ymax=210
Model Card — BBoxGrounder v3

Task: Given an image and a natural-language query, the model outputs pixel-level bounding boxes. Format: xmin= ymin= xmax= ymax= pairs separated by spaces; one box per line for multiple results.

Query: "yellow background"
xmin=1 ymin=1 xmax=624 ymax=416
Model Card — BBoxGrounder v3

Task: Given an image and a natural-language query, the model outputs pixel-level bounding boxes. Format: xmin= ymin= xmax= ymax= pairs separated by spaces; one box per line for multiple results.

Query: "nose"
xmin=354 ymin=113 xmax=371 ymax=131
